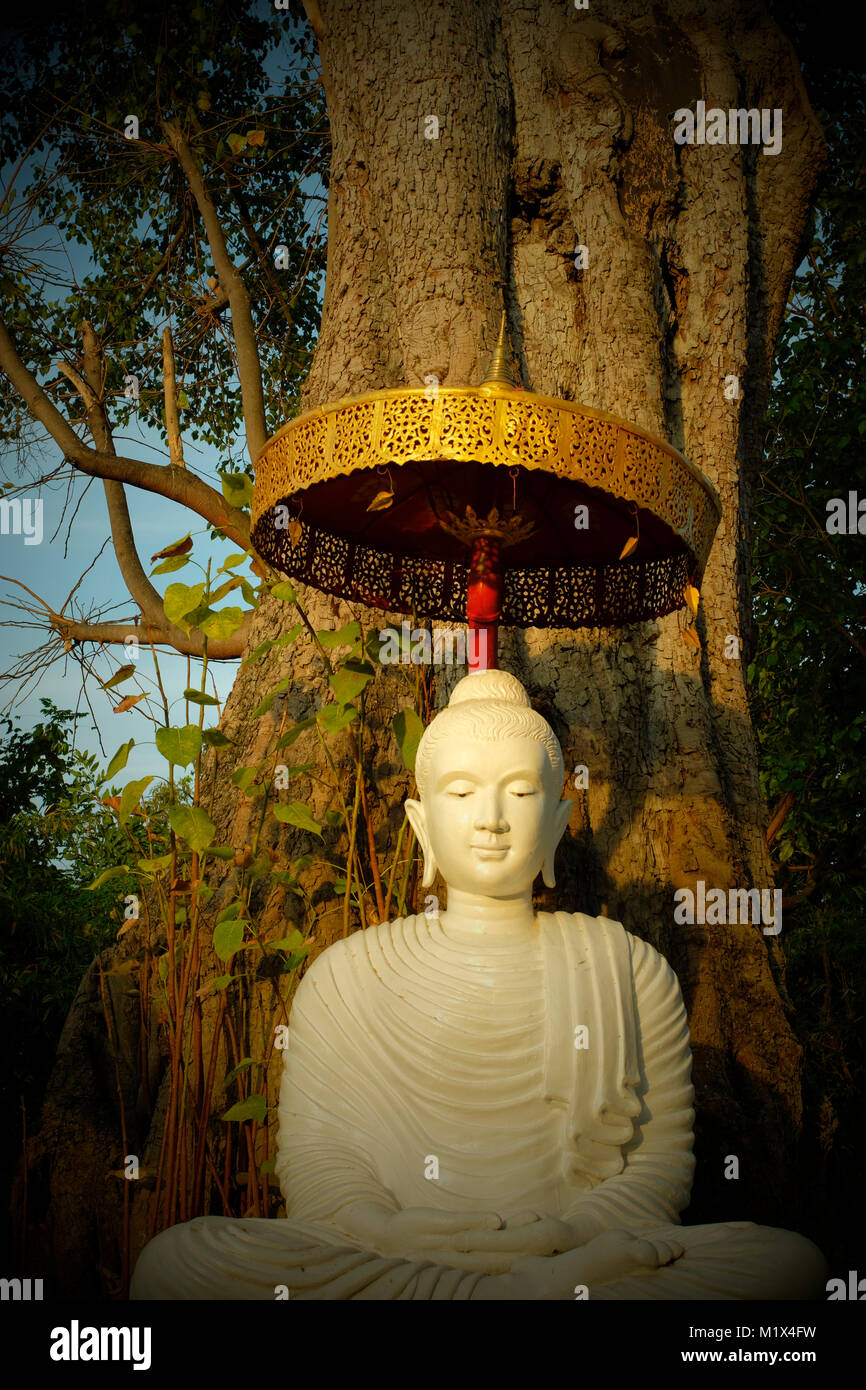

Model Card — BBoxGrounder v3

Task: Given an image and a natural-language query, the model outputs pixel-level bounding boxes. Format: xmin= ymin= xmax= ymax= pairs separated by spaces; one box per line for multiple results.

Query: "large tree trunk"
xmin=22 ymin=0 xmax=826 ymax=1294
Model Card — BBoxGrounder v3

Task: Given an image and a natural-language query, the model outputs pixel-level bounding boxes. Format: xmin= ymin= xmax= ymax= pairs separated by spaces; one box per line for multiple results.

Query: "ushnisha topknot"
xmin=413 ymin=668 xmax=565 ymax=799
xmin=446 ymin=668 xmax=532 ymax=707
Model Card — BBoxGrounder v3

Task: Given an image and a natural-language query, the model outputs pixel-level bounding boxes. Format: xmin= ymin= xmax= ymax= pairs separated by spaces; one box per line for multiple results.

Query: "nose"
xmin=474 ymin=790 xmax=509 ymax=834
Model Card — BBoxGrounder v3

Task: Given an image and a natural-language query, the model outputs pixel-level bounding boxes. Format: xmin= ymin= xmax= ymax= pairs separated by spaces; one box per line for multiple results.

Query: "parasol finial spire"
xmin=480 ymin=310 xmax=519 ymax=388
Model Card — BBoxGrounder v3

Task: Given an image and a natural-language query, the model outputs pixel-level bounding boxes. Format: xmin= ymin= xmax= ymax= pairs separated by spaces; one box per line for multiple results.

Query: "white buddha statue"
xmin=131 ymin=669 xmax=826 ymax=1300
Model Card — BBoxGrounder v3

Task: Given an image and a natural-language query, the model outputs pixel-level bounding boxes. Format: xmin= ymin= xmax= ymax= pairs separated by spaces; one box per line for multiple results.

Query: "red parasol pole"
xmin=466 ymin=535 xmax=502 ymax=671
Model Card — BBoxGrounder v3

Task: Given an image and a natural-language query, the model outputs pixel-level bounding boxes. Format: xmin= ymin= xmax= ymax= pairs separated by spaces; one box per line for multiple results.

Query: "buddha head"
xmin=404 ymin=669 xmax=573 ymax=897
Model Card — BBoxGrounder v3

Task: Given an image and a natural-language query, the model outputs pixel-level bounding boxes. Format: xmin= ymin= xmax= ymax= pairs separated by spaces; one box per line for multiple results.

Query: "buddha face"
xmin=405 ymin=734 xmax=572 ymax=898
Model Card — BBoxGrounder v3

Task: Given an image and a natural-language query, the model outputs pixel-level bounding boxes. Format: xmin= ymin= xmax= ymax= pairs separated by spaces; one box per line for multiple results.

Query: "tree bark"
xmin=21 ymin=0 xmax=826 ymax=1293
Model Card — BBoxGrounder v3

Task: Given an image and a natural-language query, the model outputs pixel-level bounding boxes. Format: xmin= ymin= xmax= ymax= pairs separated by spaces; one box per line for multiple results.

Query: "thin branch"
xmin=162 ymin=326 xmax=186 ymax=468
xmin=162 ymin=120 xmax=267 ymax=460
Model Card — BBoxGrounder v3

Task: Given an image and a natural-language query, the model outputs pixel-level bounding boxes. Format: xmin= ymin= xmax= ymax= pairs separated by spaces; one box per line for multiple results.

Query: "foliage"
xmin=0 ymin=701 xmax=189 ymax=1117
xmin=756 ymin=0 xmax=866 ymax=1242
xmin=0 ymin=0 xmax=326 ymax=469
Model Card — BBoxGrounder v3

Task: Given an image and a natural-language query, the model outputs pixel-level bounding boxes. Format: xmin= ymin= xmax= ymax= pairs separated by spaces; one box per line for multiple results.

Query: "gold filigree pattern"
xmin=252 ymin=385 xmax=721 ymax=628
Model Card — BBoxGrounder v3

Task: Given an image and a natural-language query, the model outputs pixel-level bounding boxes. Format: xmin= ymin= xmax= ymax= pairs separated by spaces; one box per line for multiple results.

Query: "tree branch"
xmin=161 ymin=326 xmax=186 ymax=468
xmin=162 ymin=119 xmax=268 ymax=461
xmin=0 ymin=576 xmax=251 ymax=660
xmin=0 ymin=316 xmax=252 ymax=550
xmin=50 ymin=613 xmax=250 ymax=659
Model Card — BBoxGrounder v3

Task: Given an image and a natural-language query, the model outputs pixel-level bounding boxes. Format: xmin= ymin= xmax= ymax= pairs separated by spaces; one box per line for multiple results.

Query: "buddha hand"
xmin=335 ymin=1201 xmax=506 ymax=1257
xmin=507 ymin=1229 xmax=685 ymax=1299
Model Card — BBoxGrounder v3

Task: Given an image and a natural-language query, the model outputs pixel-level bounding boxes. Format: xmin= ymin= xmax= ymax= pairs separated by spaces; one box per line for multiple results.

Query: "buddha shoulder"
xmin=293 ymin=916 xmax=418 ymax=1000
xmin=554 ymin=909 xmax=678 ymax=987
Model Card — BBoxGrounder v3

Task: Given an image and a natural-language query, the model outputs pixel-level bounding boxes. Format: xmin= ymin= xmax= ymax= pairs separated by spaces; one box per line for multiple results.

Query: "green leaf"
xmin=219 ymin=471 xmax=253 ymax=509
xmin=323 ymin=808 xmax=345 ymax=827
xmin=329 ymin=660 xmax=375 ymax=705
xmin=253 ymin=679 xmax=289 ymax=717
xmin=101 ymin=663 xmax=137 ymax=691
xmin=137 ymin=854 xmax=173 ymax=874
xmin=151 ymin=554 xmax=190 ymax=575
xmin=226 ymin=133 xmax=248 ymax=156
xmin=155 ymin=724 xmax=203 ymax=767
xmin=222 ymin=1094 xmax=267 ymax=1123
xmin=270 ymin=581 xmax=296 ymax=602
xmin=102 ymin=738 xmax=134 ymax=783
xmin=317 ymin=703 xmax=358 ymax=736
xmin=243 ymin=639 xmax=275 ymax=665
xmin=273 ymin=802 xmax=323 ymax=837
xmin=177 ymin=389 xmax=190 ymax=409
xmin=85 ymin=865 xmax=130 ymax=891
xmin=317 ymin=621 xmax=360 ymax=649
xmin=208 ymin=577 xmax=242 ymax=603
xmin=273 ymin=624 xmax=303 ymax=651
xmin=199 ymin=606 xmax=245 ymax=640
xmin=232 ymin=765 xmax=263 ymax=791
xmin=168 ymin=804 xmax=216 ymax=853
xmin=213 ymin=916 xmax=245 ymax=961
xmin=393 ymin=707 xmax=425 ymax=772
xmin=221 ymin=553 xmax=248 ymax=569
xmin=163 ymin=582 xmax=206 ymax=633
xmin=183 ymin=687 xmax=220 ymax=706
xmin=203 ymin=845 xmax=237 ymax=859
xmin=202 ymin=728 xmax=232 ymax=748
xmin=224 ymin=1057 xmax=254 ymax=1085
xmin=269 ymin=929 xmax=304 ymax=952
xmin=275 ymin=718 xmax=316 ymax=748
xmin=217 ymin=902 xmax=246 ymax=923
xmin=117 ymin=777 xmax=153 ymax=826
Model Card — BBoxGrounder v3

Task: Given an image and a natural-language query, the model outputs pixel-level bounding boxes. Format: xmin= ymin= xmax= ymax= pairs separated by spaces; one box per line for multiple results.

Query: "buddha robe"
xmin=131 ymin=912 xmax=826 ymax=1300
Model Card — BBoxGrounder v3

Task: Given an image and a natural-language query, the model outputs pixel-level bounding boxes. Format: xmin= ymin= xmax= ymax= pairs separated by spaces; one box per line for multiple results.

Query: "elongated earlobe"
xmin=404 ymin=798 xmax=438 ymax=890
xmin=542 ymin=798 xmax=573 ymax=889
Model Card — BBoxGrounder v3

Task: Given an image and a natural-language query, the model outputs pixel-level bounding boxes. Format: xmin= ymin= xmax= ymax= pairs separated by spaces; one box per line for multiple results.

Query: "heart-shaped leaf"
xmin=113 ymin=693 xmax=147 ymax=713
xmin=168 ymin=804 xmax=216 ymax=853
xmin=202 ymin=728 xmax=232 ymax=747
xmin=156 ymin=725 xmax=203 ymax=767
xmin=118 ymin=776 xmax=153 ymax=826
xmin=393 ymin=707 xmax=425 ymax=772
xmin=163 ymin=582 xmax=206 ymax=632
xmin=222 ymin=1094 xmax=267 ymax=1123
xmin=151 ymin=554 xmax=191 ymax=575
xmin=219 ymin=471 xmax=253 ymax=509
xmin=317 ymin=703 xmax=358 ymax=736
xmin=213 ymin=916 xmax=245 ymax=962
xmin=102 ymin=739 xmax=134 ymax=783
xmin=184 ymin=688 xmax=220 ymax=706
xmin=151 ymin=534 xmax=192 ymax=562
xmin=85 ymin=865 xmax=131 ymax=891
xmin=273 ymin=802 xmax=323 ymax=837
xmin=199 ymin=606 xmax=245 ymax=640
xmin=318 ymin=621 xmax=361 ymax=649
xmin=101 ymin=664 xmax=136 ymax=691
xmin=329 ymin=660 xmax=375 ymax=705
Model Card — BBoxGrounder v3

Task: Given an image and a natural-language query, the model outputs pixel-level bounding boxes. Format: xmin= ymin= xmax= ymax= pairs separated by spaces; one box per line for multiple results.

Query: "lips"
xmin=470 ymin=843 xmax=509 ymax=854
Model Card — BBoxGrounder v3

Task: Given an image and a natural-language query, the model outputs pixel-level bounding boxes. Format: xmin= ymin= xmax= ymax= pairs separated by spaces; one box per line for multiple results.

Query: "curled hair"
xmin=414 ymin=670 xmax=564 ymax=799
